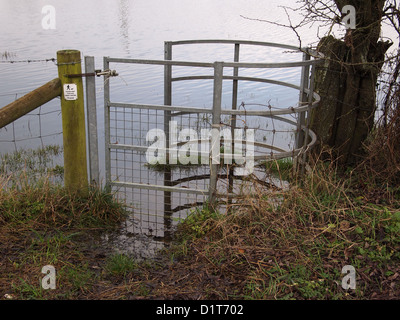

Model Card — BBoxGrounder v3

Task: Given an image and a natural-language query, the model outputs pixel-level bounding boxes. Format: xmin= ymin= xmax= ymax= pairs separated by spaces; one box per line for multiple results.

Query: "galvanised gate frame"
xmin=102 ymin=40 xmax=322 ymax=236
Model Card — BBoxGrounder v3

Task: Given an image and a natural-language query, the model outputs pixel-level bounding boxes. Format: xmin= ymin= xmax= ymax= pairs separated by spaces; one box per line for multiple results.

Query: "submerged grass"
xmin=0 ymin=145 xmax=64 ymax=188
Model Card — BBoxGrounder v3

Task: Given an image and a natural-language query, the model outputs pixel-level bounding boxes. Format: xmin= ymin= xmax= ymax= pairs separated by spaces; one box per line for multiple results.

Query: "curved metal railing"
xmin=164 ymin=39 xmax=322 ymax=162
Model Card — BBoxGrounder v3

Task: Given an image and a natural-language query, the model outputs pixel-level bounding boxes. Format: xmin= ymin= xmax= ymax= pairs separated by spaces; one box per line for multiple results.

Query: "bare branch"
xmin=241 ymin=5 xmax=305 ymax=47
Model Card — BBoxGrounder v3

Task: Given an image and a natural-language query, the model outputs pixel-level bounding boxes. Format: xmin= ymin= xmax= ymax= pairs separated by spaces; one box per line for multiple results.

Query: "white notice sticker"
xmin=63 ymin=84 xmax=78 ymax=101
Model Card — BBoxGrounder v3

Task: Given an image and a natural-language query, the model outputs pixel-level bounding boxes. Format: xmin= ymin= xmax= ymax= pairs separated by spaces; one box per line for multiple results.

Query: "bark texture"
xmin=310 ymin=0 xmax=392 ymax=164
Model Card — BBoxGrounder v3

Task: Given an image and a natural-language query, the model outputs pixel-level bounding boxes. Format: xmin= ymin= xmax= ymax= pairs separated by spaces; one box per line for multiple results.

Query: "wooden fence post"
xmin=57 ymin=50 xmax=88 ymax=194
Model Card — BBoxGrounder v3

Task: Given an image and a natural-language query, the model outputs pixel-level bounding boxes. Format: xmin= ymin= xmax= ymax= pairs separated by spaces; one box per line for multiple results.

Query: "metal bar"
xmin=106 ymin=125 xmax=317 ymax=162
xmin=84 ymin=56 xmax=100 ymax=186
xmin=109 ymin=140 xmax=289 ymax=156
xmin=209 ymin=62 xmax=224 ymax=205
xmin=220 ymin=105 xmax=318 ymax=116
xmin=110 ymin=143 xmax=212 ymax=156
xmin=111 ymin=181 xmax=208 ymax=195
xmin=164 ymin=42 xmax=172 ymax=154
xmin=169 ymin=39 xmax=301 ymax=51
xmin=301 ymin=62 xmax=317 ymax=175
xmin=109 ymin=102 xmax=213 ymax=114
xmin=294 ymin=51 xmax=310 ymax=174
xmin=106 ymin=57 xmax=214 ymax=68
xmin=103 ymin=57 xmax=111 ymax=187
xmin=164 ymin=41 xmax=173 ymax=235
xmin=168 ymin=39 xmax=323 ymax=61
xmin=105 ymin=58 xmax=322 ymax=69
xmin=108 ymin=98 xmax=320 ymax=117
xmin=66 ymin=72 xmax=97 ymax=78
xmin=228 ymin=43 xmax=240 ymax=200
xmin=171 ymin=75 xmax=303 ymax=91
xmin=232 ymin=44 xmax=240 ymax=112
xmin=169 ymin=75 xmax=321 ymax=109
xmin=222 ymin=60 xmax=321 ymax=68
xmin=295 ymin=52 xmax=311 ymax=151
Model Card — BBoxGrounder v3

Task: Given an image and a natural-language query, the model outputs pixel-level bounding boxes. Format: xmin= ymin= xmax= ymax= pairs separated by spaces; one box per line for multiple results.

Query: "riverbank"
xmin=1 ymin=150 xmax=399 ymax=300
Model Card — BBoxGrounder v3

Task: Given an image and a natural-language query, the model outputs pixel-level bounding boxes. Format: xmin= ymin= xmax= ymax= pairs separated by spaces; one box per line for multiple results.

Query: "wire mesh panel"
xmin=108 ymin=105 xmax=211 ymax=240
xmin=104 ymin=105 xmax=213 ymax=259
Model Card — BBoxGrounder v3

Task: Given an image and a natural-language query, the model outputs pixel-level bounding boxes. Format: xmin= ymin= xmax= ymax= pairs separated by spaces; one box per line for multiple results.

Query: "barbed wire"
xmin=0 ymin=58 xmax=56 ymax=64
xmin=0 ymin=55 xmax=80 ymax=152
xmin=0 ymin=58 xmax=82 ymax=66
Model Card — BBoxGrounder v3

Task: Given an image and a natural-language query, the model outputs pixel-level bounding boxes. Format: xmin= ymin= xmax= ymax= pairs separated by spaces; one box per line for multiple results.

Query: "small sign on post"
xmin=63 ymin=84 xmax=78 ymax=101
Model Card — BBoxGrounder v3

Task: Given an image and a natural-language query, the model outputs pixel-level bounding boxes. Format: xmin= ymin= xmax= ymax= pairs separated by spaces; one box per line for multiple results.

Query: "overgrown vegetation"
xmin=150 ymin=146 xmax=400 ymax=299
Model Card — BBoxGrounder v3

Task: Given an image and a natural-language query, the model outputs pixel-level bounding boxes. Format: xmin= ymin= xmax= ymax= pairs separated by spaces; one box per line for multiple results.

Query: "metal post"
xmin=164 ymin=42 xmax=172 ymax=157
xmin=232 ymin=43 xmax=240 ymax=113
xmin=164 ymin=42 xmax=173 ymax=239
xmin=301 ymin=62 xmax=316 ymax=175
xmin=228 ymin=43 xmax=240 ymax=200
xmin=103 ymin=56 xmax=111 ymax=188
xmin=294 ymin=50 xmax=310 ymax=174
xmin=209 ymin=61 xmax=224 ymax=207
xmin=57 ymin=50 xmax=88 ymax=195
xmin=85 ymin=56 xmax=100 ymax=186
xmin=295 ymin=51 xmax=311 ymax=150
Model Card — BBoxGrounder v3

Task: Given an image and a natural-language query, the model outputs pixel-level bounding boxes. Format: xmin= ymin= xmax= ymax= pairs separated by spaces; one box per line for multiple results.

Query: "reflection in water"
xmin=118 ymin=0 xmax=131 ymax=54
xmin=102 ymin=164 xmax=287 ymax=262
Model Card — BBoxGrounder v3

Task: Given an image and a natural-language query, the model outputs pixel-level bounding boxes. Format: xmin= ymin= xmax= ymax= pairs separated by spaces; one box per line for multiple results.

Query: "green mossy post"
xmin=57 ymin=50 xmax=88 ymax=195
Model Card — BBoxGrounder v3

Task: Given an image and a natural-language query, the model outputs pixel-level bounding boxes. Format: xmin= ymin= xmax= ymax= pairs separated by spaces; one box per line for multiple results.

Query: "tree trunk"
xmin=310 ymin=0 xmax=392 ymax=165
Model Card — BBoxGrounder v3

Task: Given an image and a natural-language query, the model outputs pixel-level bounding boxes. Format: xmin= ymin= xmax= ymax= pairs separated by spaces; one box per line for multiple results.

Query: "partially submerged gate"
xmin=101 ymin=40 xmax=321 ymax=250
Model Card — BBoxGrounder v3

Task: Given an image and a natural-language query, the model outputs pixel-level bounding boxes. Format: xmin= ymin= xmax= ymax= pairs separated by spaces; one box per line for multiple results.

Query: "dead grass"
xmin=136 ymin=149 xmax=400 ymax=300
xmin=359 ymin=106 xmax=400 ymax=187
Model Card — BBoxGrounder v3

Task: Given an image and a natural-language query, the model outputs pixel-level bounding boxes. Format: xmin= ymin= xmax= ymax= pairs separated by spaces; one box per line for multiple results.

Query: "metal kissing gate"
xmin=96 ymin=40 xmax=321 ymax=244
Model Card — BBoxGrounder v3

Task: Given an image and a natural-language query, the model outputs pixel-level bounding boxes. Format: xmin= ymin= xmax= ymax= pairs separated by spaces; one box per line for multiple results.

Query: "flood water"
xmin=0 ymin=0 xmax=318 ymax=155
xmin=0 ymin=0 xmax=392 ymax=259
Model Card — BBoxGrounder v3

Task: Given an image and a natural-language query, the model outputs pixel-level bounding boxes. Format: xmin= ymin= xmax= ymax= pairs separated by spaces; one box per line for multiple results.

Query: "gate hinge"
xmin=66 ymin=69 xmax=119 ymax=78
